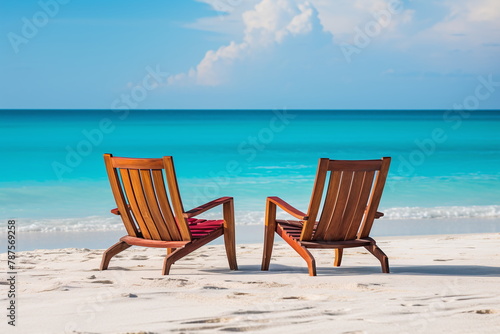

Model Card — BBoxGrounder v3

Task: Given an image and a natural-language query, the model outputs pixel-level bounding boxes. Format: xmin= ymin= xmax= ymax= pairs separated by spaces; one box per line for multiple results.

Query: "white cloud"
xmin=173 ymin=0 xmax=499 ymax=87
xmin=243 ymin=0 xmax=314 ymax=44
xmin=193 ymin=41 xmax=248 ymax=86
xmin=188 ymin=0 xmax=260 ymax=37
xmin=309 ymin=0 xmax=414 ymax=43
xmin=169 ymin=0 xmax=316 ymax=86
xmin=462 ymin=0 xmax=500 ymax=22
xmin=196 ymin=0 xmax=254 ymax=14
xmin=418 ymin=0 xmax=500 ymax=50
xmin=178 ymin=0 xmax=418 ymax=87
xmin=192 ymin=0 xmax=414 ymax=43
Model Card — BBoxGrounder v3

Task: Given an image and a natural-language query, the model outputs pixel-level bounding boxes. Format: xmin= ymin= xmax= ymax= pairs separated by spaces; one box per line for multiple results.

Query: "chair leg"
xmin=163 ymin=254 xmax=175 ymax=275
xmin=292 ymin=242 xmax=316 ymax=276
xmin=364 ymin=244 xmax=390 ymax=273
xmin=261 ymin=200 xmax=277 ymax=271
xmin=162 ymin=229 xmax=225 ymax=275
xmin=261 ymin=225 xmax=275 ymax=270
xmin=276 ymin=225 xmax=316 ymax=276
xmin=304 ymin=250 xmax=317 ymax=276
xmin=100 ymin=240 xmax=131 ymax=270
xmin=163 ymin=245 xmax=195 ymax=275
xmin=334 ymin=248 xmax=343 ymax=267
xmin=223 ymin=200 xmax=238 ymax=270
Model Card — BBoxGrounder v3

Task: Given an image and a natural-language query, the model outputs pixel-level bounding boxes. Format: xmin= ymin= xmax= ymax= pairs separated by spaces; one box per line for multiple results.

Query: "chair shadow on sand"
xmin=201 ymin=264 xmax=500 ymax=277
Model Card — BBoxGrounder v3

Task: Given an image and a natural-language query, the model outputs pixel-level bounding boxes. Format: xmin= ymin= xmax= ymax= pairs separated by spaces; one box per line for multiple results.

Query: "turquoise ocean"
xmin=1 ymin=110 xmax=499 ymax=249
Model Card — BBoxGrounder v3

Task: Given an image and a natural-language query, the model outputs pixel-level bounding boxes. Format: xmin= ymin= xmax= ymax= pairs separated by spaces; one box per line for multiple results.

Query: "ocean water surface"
xmin=1 ymin=110 xmax=499 ymax=248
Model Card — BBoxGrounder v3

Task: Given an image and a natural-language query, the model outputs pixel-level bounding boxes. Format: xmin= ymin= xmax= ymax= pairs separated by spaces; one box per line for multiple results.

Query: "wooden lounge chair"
xmin=100 ymin=154 xmax=238 ymax=275
xmin=261 ymin=157 xmax=391 ymax=276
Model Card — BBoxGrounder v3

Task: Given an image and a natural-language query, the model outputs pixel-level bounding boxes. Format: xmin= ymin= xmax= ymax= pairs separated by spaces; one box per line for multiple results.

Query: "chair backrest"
xmin=104 ymin=154 xmax=191 ymax=241
xmin=300 ymin=157 xmax=391 ymax=242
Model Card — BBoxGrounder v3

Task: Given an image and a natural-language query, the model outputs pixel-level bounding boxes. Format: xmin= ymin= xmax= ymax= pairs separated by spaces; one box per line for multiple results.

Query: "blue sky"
xmin=1 ymin=0 xmax=499 ymax=109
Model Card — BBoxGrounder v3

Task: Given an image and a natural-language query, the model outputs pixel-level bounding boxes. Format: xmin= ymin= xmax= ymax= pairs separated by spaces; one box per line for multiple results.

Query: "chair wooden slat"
xmin=151 ymin=169 xmax=182 ymax=241
xmin=314 ymin=171 xmax=341 ymax=240
xmin=140 ymin=169 xmax=173 ymax=241
xmin=344 ymin=171 xmax=375 ymax=240
xmin=129 ymin=169 xmax=162 ymax=240
xmin=331 ymin=170 xmax=365 ymax=241
xmin=358 ymin=157 xmax=391 ymax=238
xmin=323 ymin=171 xmax=354 ymax=241
xmin=163 ymin=156 xmax=191 ymax=241
xmin=119 ymin=169 xmax=153 ymax=239
xmin=103 ymin=154 xmax=139 ymax=237
xmin=301 ymin=158 xmax=330 ymax=241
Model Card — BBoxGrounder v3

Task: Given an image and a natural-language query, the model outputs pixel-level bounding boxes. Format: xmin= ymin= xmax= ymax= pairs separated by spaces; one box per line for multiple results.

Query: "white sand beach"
xmin=2 ymin=233 xmax=500 ymax=334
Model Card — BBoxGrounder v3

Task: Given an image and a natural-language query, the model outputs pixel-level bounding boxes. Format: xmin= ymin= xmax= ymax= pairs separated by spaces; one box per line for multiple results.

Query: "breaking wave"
xmin=383 ymin=205 xmax=500 ymax=220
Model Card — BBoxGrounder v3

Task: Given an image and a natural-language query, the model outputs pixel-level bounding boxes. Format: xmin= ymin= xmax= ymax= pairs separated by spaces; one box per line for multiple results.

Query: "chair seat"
xmin=276 ymin=220 xmax=304 ymax=240
xmin=277 ymin=220 xmax=373 ymax=248
xmin=187 ymin=218 xmax=224 ymax=239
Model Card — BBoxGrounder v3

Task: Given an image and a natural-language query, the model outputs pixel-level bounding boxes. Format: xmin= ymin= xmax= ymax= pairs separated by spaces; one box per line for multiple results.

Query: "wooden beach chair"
xmin=261 ymin=157 xmax=391 ymax=276
xmin=100 ymin=154 xmax=238 ymax=275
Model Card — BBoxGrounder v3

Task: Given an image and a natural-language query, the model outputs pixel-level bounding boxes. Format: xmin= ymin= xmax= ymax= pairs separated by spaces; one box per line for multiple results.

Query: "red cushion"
xmin=187 ymin=218 xmax=224 ymax=238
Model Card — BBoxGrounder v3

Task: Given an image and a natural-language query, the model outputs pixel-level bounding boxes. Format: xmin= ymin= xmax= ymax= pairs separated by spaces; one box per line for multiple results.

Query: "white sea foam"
xmin=383 ymin=205 xmax=500 ymax=220
xmin=2 ymin=216 xmax=124 ymax=233
xmin=2 ymin=205 xmax=499 ymax=232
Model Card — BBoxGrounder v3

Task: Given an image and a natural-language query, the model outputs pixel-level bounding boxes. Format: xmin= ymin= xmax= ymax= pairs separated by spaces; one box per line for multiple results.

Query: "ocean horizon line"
xmin=1 ymin=108 xmax=500 ymax=112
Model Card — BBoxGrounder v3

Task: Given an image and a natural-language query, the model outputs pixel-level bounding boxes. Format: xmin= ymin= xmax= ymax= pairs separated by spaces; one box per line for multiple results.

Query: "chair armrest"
xmin=365 ymin=206 xmax=384 ymax=219
xmin=267 ymin=196 xmax=308 ymax=220
xmin=184 ymin=197 xmax=233 ymax=218
xmin=110 ymin=205 xmax=131 ymax=215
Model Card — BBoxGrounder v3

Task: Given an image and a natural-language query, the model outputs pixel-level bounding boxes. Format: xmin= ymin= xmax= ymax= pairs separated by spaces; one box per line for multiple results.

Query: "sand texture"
xmin=1 ymin=233 xmax=500 ymax=333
